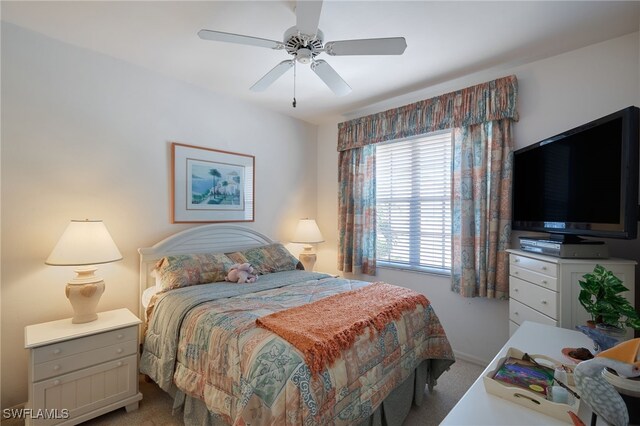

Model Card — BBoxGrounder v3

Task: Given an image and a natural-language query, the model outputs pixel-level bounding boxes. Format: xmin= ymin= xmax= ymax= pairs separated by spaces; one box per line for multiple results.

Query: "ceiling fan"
xmin=198 ymin=0 xmax=407 ymax=104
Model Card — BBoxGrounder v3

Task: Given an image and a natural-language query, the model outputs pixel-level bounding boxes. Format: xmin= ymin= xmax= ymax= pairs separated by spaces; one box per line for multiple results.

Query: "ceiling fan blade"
xmin=198 ymin=29 xmax=284 ymax=50
xmin=311 ymin=60 xmax=351 ymax=96
xmin=296 ymin=0 xmax=323 ymax=36
xmin=324 ymin=37 xmax=407 ymax=56
xmin=250 ymin=60 xmax=294 ymax=92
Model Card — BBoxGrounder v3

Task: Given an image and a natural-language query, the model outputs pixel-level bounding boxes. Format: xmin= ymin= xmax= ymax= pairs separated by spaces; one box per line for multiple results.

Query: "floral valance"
xmin=337 ymin=75 xmax=518 ymax=152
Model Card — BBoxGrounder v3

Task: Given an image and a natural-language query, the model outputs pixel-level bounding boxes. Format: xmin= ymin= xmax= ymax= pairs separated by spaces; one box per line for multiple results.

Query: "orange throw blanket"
xmin=256 ymin=282 xmax=429 ymax=376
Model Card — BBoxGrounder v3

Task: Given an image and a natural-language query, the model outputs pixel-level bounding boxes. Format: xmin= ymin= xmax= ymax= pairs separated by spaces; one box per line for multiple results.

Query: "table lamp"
xmin=292 ymin=218 xmax=324 ymax=271
xmin=46 ymin=220 xmax=122 ymax=324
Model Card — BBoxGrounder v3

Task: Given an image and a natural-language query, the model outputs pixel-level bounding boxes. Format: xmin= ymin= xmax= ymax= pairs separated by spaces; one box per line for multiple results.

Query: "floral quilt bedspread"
xmin=140 ymin=270 xmax=454 ymax=425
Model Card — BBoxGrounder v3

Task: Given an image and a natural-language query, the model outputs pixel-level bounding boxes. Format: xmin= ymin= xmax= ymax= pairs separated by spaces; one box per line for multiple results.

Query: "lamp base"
xmin=299 ymin=246 xmax=317 ymax=272
xmin=66 ymin=267 xmax=105 ymax=324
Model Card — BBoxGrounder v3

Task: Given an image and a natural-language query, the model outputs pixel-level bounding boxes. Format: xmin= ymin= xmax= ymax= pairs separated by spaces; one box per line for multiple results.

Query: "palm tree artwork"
xmin=190 ymin=163 xmax=243 ymax=207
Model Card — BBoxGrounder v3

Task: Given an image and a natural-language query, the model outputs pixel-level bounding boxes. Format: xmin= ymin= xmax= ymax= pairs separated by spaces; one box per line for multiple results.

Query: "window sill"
xmin=377 ymin=262 xmax=451 ymax=277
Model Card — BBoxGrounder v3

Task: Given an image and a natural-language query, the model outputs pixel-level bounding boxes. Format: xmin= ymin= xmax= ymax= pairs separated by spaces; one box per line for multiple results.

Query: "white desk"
xmin=441 ymin=321 xmax=597 ymax=425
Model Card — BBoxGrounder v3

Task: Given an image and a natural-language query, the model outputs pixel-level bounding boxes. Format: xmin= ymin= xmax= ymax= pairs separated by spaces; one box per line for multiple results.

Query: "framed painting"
xmin=172 ymin=143 xmax=255 ymax=223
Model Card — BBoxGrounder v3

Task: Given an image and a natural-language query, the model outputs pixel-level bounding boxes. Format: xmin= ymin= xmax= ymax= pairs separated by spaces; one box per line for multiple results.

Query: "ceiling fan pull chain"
xmin=292 ymin=59 xmax=297 ymax=108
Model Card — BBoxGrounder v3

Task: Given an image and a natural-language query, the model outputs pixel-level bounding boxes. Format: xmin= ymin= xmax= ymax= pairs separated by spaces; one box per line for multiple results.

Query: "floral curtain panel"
xmin=451 ymin=120 xmax=513 ymax=298
xmin=337 ymin=145 xmax=376 ymax=274
xmin=337 ymin=75 xmax=518 ymax=292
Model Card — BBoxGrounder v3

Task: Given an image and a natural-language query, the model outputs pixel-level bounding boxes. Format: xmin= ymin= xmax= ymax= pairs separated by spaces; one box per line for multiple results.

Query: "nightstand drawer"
xmin=33 ymin=326 xmax=137 ymax=364
xmin=510 ymin=254 xmax=557 ymax=277
xmin=31 ymin=354 xmax=139 ymax=426
xmin=509 ymin=299 xmax=557 ymax=327
xmin=510 ymin=276 xmax=557 ymax=319
xmin=33 ymin=339 xmax=137 ymax=382
xmin=509 ymin=264 xmax=558 ymax=291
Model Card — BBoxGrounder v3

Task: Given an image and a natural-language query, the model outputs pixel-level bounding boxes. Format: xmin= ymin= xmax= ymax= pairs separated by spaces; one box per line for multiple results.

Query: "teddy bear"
xmin=225 ymin=263 xmax=258 ymax=284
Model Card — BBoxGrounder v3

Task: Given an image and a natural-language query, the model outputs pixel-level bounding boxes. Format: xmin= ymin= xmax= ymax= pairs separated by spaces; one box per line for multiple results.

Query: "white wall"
xmin=0 ymin=23 xmax=318 ymax=408
xmin=316 ymin=32 xmax=640 ymax=365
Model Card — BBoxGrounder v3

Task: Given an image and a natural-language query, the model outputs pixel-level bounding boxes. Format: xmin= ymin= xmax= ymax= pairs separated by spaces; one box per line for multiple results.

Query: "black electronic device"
xmin=519 ymin=236 xmax=609 ymax=258
xmin=512 ymin=106 xmax=639 ymax=244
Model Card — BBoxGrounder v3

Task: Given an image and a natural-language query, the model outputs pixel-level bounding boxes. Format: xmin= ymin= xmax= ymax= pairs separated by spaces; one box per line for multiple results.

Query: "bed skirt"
xmin=173 ymin=358 xmax=453 ymax=426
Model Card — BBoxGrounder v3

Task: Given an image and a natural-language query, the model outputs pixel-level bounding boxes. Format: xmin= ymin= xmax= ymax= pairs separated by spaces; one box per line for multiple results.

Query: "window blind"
xmin=376 ymin=131 xmax=452 ymax=273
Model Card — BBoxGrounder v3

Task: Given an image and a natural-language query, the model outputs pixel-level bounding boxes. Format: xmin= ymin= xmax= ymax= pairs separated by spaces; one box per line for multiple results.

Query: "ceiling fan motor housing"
xmin=284 ymin=26 xmax=324 ymax=64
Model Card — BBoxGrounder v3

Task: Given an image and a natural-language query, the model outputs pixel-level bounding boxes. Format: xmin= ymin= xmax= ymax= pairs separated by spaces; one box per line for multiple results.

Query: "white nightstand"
xmin=24 ymin=308 xmax=142 ymax=425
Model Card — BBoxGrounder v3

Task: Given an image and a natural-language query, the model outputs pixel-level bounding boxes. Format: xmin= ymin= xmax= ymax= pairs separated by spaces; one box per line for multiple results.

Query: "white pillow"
xmin=142 ymin=286 xmax=159 ymax=309
xmin=150 ymin=269 xmax=162 ymax=291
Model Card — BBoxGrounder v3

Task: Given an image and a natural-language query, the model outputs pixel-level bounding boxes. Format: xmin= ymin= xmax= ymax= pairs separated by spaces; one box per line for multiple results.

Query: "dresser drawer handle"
xmin=116 ymin=334 xmax=124 ymax=339
xmin=514 ymin=311 xmax=519 ymax=316
xmin=116 ymin=361 xmax=123 ymax=367
xmin=514 ymin=258 xmax=520 ymax=263
xmin=53 ymin=380 xmax=60 ymax=386
xmin=116 ymin=348 xmax=124 ymax=354
xmin=52 ymin=348 xmax=61 ymax=355
xmin=514 ymin=288 xmax=519 ymax=292
xmin=541 ymin=280 xmax=548 ymax=284
xmin=541 ymin=300 xmax=548 ymax=305
xmin=541 ymin=266 xmax=547 ymax=271
xmin=514 ymin=271 xmax=519 ymax=275
xmin=53 ymin=365 xmax=61 ymax=371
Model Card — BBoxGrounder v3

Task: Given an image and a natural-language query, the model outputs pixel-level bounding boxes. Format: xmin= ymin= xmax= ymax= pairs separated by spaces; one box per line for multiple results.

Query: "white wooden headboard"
xmin=138 ymin=224 xmax=273 ymax=318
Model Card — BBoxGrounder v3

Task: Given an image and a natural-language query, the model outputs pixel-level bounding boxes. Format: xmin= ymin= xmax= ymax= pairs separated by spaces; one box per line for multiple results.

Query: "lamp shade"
xmin=291 ymin=219 xmax=324 ymax=244
xmin=46 ymin=220 xmax=122 ymax=266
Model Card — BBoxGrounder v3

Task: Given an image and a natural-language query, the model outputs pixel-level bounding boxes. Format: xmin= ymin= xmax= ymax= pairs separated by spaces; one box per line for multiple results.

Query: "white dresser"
xmin=507 ymin=249 xmax=636 ymax=337
xmin=24 ymin=308 xmax=142 ymax=425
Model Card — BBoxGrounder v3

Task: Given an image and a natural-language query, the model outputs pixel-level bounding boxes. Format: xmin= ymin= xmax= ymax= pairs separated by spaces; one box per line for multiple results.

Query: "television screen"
xmin=512 ymin=106 xmax=639 ymax=240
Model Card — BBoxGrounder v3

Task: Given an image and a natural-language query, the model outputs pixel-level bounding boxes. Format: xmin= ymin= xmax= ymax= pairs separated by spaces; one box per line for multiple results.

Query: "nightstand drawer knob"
xmin=514 ymin=288 xmax=519 ymax=292
xmin=116 ymin=348 xmax=123 ymax=354
xmin=541 ymin=300 xmax=548 ymax=305
xmin=514 ymin=271 xmax=519 ymax=275
xmin=514 ymin=311 xmax=519 ymax=315
xmin=117 ymin=334 xmax=124 ymax=339
xmin=541 ymin=280 xmax=547 ymax=284
xmin=53 ymin=365 xmax=61 ymax=371
xmin=53 ymin=380 xmax=60 ymax=386
xmin=52 ymin=349 xmax=61 ymax=355
xmin=116 ymin=361 xmax=123 ymax=367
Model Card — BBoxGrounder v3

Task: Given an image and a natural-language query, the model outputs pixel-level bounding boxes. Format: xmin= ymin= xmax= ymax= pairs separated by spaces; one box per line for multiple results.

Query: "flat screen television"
xmin=512 ymin=106 xmax=639 ymax=241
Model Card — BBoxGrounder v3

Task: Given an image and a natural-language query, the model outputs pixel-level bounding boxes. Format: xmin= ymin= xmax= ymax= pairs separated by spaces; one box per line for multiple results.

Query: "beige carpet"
xmin=405 ymin=359 xmax=485 ymax=425
xmin=7 ymin=359 xmax=484 ymax=426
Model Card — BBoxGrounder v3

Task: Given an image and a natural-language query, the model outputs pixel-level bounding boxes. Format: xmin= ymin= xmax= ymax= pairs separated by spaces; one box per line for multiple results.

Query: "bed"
xmin=138 ymin=224 xmax=454 ymax=425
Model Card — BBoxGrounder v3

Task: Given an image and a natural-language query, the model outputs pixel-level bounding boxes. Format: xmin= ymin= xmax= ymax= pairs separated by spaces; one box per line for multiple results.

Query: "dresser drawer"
xmin=510 ymin=276 xmax=558 ymax=319
xmin=510 ymin=254 xmax=557 ymax=277
xmin=33 ymin=326 xmax=137 ymax=364
xmin=510 ymin=264 xmax=558 ymax=291
xmin=509 ymin=298 xmax=557 ymax=327
xmin=33 ymin=339 xmax=137 ymax=382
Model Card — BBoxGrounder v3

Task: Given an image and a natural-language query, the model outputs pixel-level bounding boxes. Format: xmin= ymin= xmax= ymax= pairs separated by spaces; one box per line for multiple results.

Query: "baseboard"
xmin=453 ymin=349 xmax=490 ymax=367
xmin=2 ymin=402 xmax=26 ymax=421
xmin=4 ymin=403 xmax=26 ymax=410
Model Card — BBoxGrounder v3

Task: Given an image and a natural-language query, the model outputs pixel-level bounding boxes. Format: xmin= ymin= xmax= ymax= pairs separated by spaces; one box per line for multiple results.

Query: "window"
xmin=376 ymin=130 xmax=452 ymax=274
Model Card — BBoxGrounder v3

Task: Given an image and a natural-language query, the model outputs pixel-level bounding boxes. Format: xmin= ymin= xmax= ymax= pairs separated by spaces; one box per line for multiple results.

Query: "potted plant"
xmin=578 ymin=265 xmax=640 ymax=331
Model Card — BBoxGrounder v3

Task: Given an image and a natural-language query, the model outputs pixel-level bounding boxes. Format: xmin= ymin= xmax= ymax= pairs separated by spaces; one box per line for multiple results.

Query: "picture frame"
xmin=171 ymin=142 xmax=255 ymax=223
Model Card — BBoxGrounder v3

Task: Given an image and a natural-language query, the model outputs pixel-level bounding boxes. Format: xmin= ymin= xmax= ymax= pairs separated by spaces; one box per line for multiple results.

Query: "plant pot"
xmin=586 ymin=320 xmax=597 ymax=329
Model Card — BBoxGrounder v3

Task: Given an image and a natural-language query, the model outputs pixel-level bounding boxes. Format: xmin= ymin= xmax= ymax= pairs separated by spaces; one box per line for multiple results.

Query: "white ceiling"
xmin=2 ymin=1 xmax=640 ymax=125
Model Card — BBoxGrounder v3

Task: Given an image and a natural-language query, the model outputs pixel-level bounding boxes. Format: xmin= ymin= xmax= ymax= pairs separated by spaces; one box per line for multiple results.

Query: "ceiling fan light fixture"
xmin=296 ymin=48 xmax=313 ymax=64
